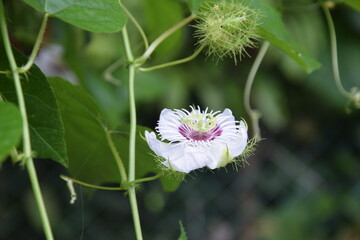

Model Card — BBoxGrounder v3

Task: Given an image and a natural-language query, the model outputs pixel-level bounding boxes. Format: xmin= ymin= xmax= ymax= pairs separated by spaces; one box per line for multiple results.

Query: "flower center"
xmin=179 ymin=113 xmax=222 ymax=141
xmin=181 ymin=113 xmax=217 ymax=132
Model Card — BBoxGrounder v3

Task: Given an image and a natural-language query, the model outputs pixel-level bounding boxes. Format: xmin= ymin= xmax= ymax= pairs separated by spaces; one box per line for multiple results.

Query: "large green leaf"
xmin=0 ymin=47 xmax=68 ymax=167
xmin=0 ymin=102 xmax=22 ymax=165
xmin=48 ymin=77 xmax=180 ymax=191
xmin=23 ymin=0 xmax=127 ymax=33
xmin=246 ymin=0 xmax=321 ymax=73
xmin=48 ymin=77 xmax=120 ymax=184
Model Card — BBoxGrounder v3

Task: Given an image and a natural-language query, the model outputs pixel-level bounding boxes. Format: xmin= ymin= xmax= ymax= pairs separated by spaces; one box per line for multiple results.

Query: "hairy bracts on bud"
xmin=194 ymin=0 xmax=261 ymax=63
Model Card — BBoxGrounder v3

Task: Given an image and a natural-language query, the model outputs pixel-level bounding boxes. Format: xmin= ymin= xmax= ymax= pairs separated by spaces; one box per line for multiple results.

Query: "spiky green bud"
xmin=194 ymin=0 xmax=261 ymax=63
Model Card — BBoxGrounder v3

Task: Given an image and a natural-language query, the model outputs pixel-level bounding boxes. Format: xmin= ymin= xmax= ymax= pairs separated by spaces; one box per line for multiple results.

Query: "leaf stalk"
xmin=18 ymin=14 xmax=49 ymax=73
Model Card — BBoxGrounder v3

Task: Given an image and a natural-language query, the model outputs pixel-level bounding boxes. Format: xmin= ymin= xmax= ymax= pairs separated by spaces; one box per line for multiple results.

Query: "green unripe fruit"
xmin=194 ymin=0 xmax=261 ymax=63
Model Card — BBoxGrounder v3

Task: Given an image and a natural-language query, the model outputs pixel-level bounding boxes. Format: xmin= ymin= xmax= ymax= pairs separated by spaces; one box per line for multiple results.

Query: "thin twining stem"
xmin=104 ymin=14 xmax=196 ymax=81
xmin=105 ymin=129 xmax=128 ymax=183
xmin=119 ymin=1 xmax=149 ymax=50
xmin=136 ymin=15 xmax=196 ymax=65
xmin=131 ymin=173 xmax=162 ymax=184
xmin=60 ymin=173 xmax=162 ymax=191
xmin=0 ymin=2 xmax=53 ymax=240
xmin=138 ymin=45 xmax=205 ymax=72
xmin=60 ymin=175 xmax=125 ymax=191
xmin=244 ymin=41 xmax=270 ymax=140
xmin=322 ymin=6 xmax=352 ymax=99
xmin=18 ymin=13 xmax=49 ymax=73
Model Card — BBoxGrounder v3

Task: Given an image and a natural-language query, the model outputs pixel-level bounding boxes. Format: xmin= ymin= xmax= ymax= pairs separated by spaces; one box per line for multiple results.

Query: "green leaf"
xmin=245 ymin=0 xmax=321 ymax=73
xmin=49 ymin=77 xmax=180 ymax=191
xmin=23 ymin=0 xmax=127 ymax=33
xmin=0 ymin=47 xmax=68 ymax=167
xmin=344 ymin=0 xmax=360 ymax=11
xmin=0 ymin=102 xmax=22 ymax=165
xmin=178 ymin=221 xmax=188 ymax=240
xmin=48 ymin=77 xmax=120 ymax=183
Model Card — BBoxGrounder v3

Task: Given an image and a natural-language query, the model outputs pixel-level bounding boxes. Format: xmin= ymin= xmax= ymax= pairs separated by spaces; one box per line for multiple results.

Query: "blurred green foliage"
xmin=0 ymin=0 xmax=359 ymax=239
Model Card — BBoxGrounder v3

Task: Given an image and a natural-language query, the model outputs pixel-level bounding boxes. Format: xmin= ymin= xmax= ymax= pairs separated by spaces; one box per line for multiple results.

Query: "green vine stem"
xmin=60 ymin=173 xmax=161 ymax=191
xmin=119 ymin=1 xmax=149 ymax=50
xmin=138 ymin=45 xmax=205 ymax=72
xmin=18 ymin=13 xmax=49 ymax=73
xmin=121 ymin=26 xmax=143 ymax=240
xmin=135 ymin=14 xmax=196 ymax=65
xmin=243 ymin=41 xmax=270 ymax=140
xmin=131 ymin=173 xmax=162 ymax=184
xmin=105 ymin=13 xmax=196 ymax=83
xmin=105 ymin=129 xmax=128 ymax=183
xmin=60 ymin=175 xmax=125 ymax=191
xmin=322 ymin=6 xmax=353 ymax=99
xmin=0 ymin=3 xmax=54 ymax=240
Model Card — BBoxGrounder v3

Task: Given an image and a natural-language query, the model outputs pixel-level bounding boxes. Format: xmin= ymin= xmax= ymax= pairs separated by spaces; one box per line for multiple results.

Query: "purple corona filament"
xmin=179 ymin=124 xmax=222 ymax=141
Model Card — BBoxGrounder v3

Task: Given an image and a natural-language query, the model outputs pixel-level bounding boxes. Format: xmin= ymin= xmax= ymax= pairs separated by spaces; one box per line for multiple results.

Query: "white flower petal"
xmin=145 ymin=131 xmax=163 ymax=156
xmin=217 ymin=109 xmax=236 ymax=127
xmin=146 ymin=131 xmax=199 ymax=173
xmin=225 ymin=121 xmax=248 ymax=157
xmin=146 ymin=131 xmax=181 ymax=159
xmin=157 ymin=109 xmax=186 ymax=142
xmin=205 ymin=142 xmax=230 ymax=169
xmin=214 ymin=110 xmax=248 ymax=158
xmin=179 ymin=145 xmax=212 ymax=172
xmin=161 ymin=144 xmax=213 ymax=173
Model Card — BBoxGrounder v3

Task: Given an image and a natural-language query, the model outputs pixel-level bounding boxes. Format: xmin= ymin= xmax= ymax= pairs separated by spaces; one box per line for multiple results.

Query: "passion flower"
xmin=145 ymin=106 xmax=248 ymax=173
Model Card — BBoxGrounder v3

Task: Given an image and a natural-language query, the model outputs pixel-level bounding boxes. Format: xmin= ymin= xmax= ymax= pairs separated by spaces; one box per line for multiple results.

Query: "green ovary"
xmin=182 ymin=113 xmax=217 ymax=132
